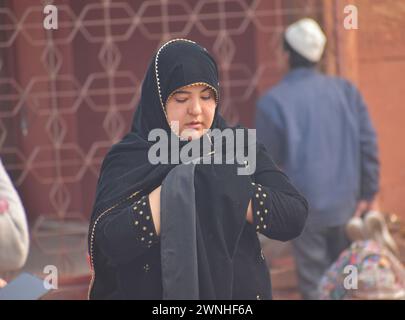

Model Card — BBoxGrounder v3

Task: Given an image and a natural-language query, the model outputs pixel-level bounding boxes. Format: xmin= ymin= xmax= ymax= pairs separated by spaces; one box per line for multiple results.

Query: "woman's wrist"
xmin=149 ymin=186 xmax=162 ymax=235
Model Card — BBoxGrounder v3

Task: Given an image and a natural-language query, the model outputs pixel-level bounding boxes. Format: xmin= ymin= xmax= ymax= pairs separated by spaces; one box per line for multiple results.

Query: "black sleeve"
xmin=251 ymin=143 xmax=308 ymax=241
xmin=94 ymin=194 xmax=159 ymax=266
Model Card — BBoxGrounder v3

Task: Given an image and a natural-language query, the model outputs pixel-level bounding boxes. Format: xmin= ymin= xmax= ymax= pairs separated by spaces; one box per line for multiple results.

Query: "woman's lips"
xmin=185 ymin=122 xmax=203 ymax=129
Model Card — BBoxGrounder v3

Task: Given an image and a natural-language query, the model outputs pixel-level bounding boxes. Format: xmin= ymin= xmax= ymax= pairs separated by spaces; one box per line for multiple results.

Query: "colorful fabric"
xmin=318 ymin=240 xmax=405 ymax=300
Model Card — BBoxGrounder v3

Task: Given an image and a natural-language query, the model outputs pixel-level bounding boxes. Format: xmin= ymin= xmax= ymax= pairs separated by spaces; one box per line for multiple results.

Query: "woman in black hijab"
xmin=88 ymin=39 xmax=308 ymax=300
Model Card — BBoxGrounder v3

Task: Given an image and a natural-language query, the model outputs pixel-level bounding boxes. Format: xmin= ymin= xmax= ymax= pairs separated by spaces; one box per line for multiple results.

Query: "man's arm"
xmin=357 ymin=89 xmax=379 ymax=199
xmin=351 ymin=84 xmax=380 ymax=216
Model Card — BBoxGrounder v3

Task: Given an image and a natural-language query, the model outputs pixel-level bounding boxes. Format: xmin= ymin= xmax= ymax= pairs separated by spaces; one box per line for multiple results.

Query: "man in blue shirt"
xmin=256 ymin=18 xmax=380 ymax=299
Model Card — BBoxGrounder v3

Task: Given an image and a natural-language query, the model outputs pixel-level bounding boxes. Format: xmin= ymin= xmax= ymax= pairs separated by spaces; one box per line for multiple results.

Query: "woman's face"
xmin=165 ymin=84 xmax=216 ymax=141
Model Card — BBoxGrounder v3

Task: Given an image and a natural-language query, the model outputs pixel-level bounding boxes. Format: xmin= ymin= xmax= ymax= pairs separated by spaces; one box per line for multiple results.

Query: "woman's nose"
xmin=188 ymin=98 xmax=202 ymax=115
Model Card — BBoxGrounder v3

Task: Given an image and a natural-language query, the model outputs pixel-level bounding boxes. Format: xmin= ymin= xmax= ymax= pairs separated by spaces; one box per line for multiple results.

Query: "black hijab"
xmin=89 ymin=39 xmax=254 ymax=300
xmin=90 ymin=39 xmax=228 ymax=222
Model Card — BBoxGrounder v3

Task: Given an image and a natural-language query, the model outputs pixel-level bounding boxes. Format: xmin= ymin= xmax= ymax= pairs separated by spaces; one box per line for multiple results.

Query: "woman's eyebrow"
xmin=174 ymin=87 xmax=211 ymax=95
xmin=174 ymin=90 xmax=191 ymax=95
xmin=200 ymin=87 xmax=211 ymax=93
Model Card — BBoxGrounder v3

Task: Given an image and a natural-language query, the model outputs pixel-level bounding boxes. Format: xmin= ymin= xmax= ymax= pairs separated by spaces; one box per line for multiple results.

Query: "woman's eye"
xmin=201 ymin=95 xmax=212 ymax=100
xmin=175 ymin=97 xmax=188 ymax=103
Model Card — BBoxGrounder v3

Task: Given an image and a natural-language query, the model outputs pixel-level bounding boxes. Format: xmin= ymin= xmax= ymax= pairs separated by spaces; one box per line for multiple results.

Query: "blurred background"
xmin=0 ymin=0 xmax=404 ymax=299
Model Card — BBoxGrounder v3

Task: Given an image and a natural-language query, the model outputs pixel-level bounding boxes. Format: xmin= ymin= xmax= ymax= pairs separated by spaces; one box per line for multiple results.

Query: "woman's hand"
xmin=149 ymin=186 xmax=162 ymax=235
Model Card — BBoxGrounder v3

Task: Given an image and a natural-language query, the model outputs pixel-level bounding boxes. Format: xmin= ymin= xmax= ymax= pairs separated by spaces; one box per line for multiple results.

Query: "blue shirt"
xmin=256 ymin=67 xmax=379 ymax=228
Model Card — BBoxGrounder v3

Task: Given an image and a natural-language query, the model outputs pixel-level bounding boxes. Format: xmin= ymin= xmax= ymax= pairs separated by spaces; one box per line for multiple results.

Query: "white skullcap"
xmin=284 ymin=18 xmax=326 ymax=62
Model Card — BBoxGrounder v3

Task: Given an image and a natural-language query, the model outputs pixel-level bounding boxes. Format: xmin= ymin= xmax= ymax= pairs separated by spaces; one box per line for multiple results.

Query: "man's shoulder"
xmin=319 ymin=72 xmax=357 ymax=90
xmin=258 ymin=83 xmax=285 ymax=107
xmin=257 ymin=89 xmax=277 ymax=108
